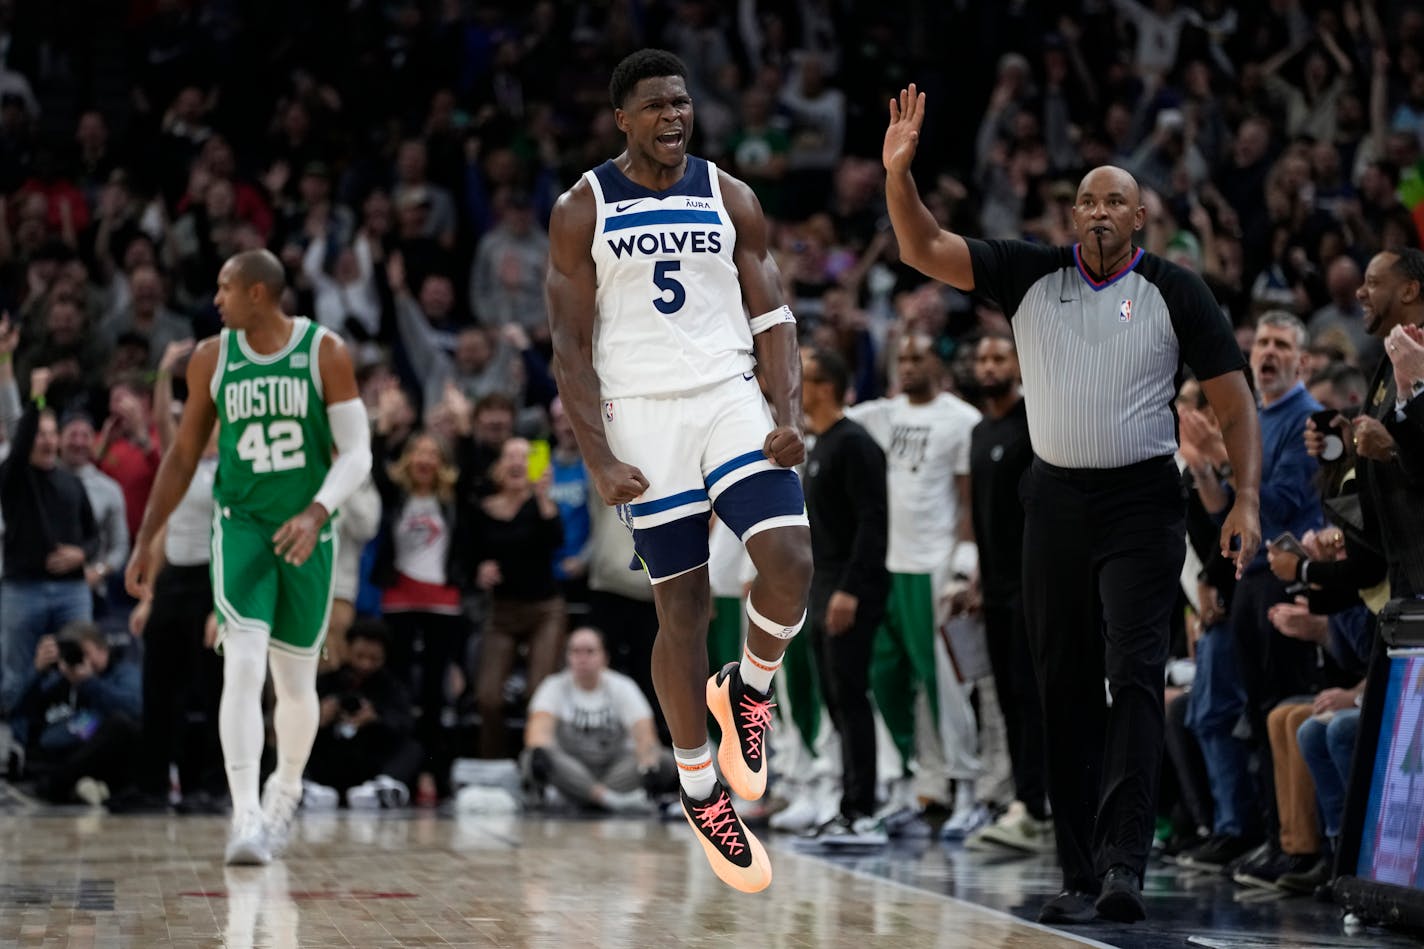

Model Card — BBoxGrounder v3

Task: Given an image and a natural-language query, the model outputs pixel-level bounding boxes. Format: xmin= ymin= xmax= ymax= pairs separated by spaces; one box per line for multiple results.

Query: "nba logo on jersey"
xmin=604 ymin=400 xmax=615 ymax=422
xmin=1119 ymin=299 xmax=1133 ymax=322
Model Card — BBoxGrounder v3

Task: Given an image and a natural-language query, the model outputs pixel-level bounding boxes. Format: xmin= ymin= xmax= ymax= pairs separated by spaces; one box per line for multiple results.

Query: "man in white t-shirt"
xmin=523 ymin=626 xmax=675 ymax=812
xmin=845 ymin=333 xmax=985 ymax=833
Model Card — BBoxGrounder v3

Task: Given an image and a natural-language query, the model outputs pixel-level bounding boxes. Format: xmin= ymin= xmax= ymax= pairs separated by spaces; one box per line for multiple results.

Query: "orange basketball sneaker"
xmin=706 ymin=661 xmax=775 ymax=801
xmin=682 ymin=780 xmax=772 ymax=893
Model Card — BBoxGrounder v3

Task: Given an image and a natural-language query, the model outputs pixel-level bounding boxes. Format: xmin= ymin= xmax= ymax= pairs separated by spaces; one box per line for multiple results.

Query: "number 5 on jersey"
xmin=653 ymin=260 xmax=686 ymax=315
xmin=236 ymin=420 xmax=306 ymax=473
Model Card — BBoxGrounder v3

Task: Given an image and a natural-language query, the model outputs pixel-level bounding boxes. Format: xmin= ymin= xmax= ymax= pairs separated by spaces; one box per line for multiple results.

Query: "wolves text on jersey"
xmin=606 ymin=229 xmax=723 ymax=258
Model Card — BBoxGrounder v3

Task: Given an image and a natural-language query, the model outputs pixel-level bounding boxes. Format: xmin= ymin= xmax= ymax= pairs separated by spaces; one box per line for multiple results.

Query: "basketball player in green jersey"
xmin=126 ymin=250 xmax=372 ymax=865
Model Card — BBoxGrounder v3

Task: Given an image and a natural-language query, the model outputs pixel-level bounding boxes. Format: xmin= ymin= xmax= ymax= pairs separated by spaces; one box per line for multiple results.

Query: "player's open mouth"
xmin=657 ymin=128 xmax=684 ymax=149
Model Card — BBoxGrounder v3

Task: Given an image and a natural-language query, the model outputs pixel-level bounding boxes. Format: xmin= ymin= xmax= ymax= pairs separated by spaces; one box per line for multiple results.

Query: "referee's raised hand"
xmin=883 ymin=84 xmax=925 ymax=175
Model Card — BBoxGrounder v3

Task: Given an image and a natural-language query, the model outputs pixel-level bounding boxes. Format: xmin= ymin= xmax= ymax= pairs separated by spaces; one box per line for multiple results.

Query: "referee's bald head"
xmin=1078 ymin=165 xmax=1142 ymax=208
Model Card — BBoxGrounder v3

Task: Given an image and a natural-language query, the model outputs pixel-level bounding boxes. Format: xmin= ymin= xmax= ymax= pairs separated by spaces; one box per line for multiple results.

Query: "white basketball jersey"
xmin=584 ymin=156 xmax=754 ymax=398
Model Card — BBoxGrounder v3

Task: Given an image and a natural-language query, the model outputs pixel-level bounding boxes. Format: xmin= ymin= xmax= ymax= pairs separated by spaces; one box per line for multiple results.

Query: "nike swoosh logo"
xmin=228 ymin=361 xmax=248 ymax=371
xmin=615 ymin=200 xmax=644 ymax=212
xmin=742 ymin=371 xmax=756 ymax=381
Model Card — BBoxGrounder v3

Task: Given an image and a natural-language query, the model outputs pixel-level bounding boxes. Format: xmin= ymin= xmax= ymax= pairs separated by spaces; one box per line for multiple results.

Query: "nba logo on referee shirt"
xmin=1119 ymin=299 xmax=1133 ymax=322
xmin=604 ymin=400 xmax=614 ymax=422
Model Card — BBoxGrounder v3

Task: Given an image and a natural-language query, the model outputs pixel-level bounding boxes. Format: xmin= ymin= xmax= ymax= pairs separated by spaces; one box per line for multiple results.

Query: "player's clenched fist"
xmin=763 ymin=426 xmax=805 ymax=468
xmin=592 ymin=461 xmax=650 ymax=505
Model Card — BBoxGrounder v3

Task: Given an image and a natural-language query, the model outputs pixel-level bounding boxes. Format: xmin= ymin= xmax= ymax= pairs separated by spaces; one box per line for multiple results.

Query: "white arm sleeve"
xmin=313 ymin=398 xmax=373 ymax=517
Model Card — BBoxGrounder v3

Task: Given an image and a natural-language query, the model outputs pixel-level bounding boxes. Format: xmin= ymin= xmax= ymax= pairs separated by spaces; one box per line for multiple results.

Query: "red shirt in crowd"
xmin=99 ymin=427 xmax=161 ymax=539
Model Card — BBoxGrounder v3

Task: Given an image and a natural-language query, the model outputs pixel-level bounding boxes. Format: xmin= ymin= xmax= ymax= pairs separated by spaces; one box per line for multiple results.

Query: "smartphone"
xmin=1309 ymin=410 xmax=1345 ymax=462
xmin=1270 ymin=531 xmax=1309 ymax=559
xmin=527 ymin=439 xmax=551 ymax=482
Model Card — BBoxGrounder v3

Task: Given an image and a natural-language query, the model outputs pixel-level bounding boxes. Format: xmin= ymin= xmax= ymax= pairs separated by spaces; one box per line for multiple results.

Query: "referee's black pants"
xmin=1021 ymin=456 xmax=1185 ymax=892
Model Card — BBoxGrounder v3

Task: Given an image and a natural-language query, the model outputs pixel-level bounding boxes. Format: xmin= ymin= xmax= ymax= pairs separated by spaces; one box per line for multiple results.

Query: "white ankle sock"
xmin=675 ymin=744 xmax=716 ymax=800
xmin=953 ymin=779 xmax=976 ymax=812
xmin=738 ymin=647 xmax=781 ymax=694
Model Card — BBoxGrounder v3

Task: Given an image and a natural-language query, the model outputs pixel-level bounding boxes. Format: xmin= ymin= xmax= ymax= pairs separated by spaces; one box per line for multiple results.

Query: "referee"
xmin=883 ymin=86 xmax=1263 ymax=924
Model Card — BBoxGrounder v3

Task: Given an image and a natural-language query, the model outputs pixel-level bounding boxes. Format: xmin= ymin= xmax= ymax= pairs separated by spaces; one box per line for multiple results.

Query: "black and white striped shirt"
xmin=967 ymin=239 xmax=1244 ymax=469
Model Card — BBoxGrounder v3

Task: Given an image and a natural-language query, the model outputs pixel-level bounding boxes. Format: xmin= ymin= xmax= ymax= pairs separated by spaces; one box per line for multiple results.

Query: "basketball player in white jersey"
xmin=547 ymin=49 xmax=812 ymax=893
xmin=845 ymin=333 xmax=985 ymax=831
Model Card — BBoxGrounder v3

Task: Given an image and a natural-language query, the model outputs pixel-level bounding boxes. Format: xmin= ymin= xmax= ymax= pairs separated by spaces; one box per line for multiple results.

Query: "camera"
xmin=339 ymin=692 xmax=363 ymax=715
xmin=57 ymin=638 xmax=85 ymax=667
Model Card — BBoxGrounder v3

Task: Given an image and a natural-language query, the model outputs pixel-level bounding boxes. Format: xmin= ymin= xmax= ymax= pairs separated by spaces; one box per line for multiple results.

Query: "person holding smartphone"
xmin=1193 ymin=312 xmax=1333 ymax=889
xmin=465 ymin=436 xmax=565 ymax=760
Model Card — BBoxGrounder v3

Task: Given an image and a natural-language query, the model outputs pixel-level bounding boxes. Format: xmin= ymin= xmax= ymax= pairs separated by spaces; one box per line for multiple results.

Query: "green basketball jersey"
xmin=211 ymin=317 xmax=334 ymax=525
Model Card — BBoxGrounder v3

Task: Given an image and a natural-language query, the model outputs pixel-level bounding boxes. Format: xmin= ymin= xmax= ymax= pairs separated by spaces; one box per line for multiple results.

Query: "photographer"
xmin=304 ymin=620 xmax=421 ymax=807
xmin=16 ymin=621 xmax=140 ymax=803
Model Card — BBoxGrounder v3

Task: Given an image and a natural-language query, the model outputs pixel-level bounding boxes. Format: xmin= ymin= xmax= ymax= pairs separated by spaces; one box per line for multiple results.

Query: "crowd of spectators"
xmin=0 ymin=2 xmax=1420 ymax=908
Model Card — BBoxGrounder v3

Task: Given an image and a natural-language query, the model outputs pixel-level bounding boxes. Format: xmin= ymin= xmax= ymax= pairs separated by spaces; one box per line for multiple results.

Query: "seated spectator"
xmin=57 ymin=409 xmax=129 ymax=620
xmin=96 ymin=263 xmax=192 ymax=369
xmin=14 ymin=294 xmax=109 ymax=412
xmin=305 ymin=621 xmax=422 ymax=807
xmin=467 ymin=189 xmax=549 ymax=344
xmin=17 ymin=621 xmax=141 ymax=803
xmin=523 ymin=627 xmax=675 ymax=813
xmin=95 ymin=373 xmax=160 ymax=542
xmin=301 ymin=225 xmax=380 ymax=345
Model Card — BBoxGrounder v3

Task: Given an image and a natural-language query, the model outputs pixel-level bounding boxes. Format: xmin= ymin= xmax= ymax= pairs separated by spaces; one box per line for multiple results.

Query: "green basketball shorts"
xmin=209 ymin=506 xmax=336 ymax=656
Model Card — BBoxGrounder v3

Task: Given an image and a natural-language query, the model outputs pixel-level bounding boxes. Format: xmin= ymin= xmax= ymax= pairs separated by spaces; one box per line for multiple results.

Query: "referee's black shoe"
xmin=1037 ymin=889 xmax=1097 ymax=924
xmin=1095 ymin=865 xmax=1147 ymax=922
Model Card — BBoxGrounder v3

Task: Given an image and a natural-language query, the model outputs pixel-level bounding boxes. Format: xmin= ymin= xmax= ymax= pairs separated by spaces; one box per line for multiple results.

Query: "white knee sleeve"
xmin=746 ymin=595 xmax=806 ymax=640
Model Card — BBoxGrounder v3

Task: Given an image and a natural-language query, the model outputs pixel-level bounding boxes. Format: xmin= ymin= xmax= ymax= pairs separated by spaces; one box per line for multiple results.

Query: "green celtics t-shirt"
xmin=210 ymin=317 xmax=334 ymax=526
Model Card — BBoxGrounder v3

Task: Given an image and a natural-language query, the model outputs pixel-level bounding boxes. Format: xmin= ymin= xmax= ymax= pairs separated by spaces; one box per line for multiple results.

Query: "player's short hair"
xmin=609 ymin=49 xmax=688 ymax=109
xmin=229 ymin=249 xmax=286 ymax=300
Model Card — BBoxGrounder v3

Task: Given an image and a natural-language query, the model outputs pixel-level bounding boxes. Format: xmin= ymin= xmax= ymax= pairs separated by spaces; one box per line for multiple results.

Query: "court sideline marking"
xmin=779 ymin=846 xmax=1122 ymax=949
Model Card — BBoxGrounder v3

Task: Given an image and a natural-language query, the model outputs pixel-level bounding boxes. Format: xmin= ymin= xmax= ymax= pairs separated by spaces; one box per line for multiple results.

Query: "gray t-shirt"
xmin=528 ymin=669 xmax=652 ymax=768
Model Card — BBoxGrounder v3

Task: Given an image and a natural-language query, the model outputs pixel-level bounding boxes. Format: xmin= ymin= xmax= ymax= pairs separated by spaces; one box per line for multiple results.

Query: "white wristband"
xmin=749 ymin=305 xmax=796 ymax=335
xmin=951 ymin=541 xmax=979 ymax=580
